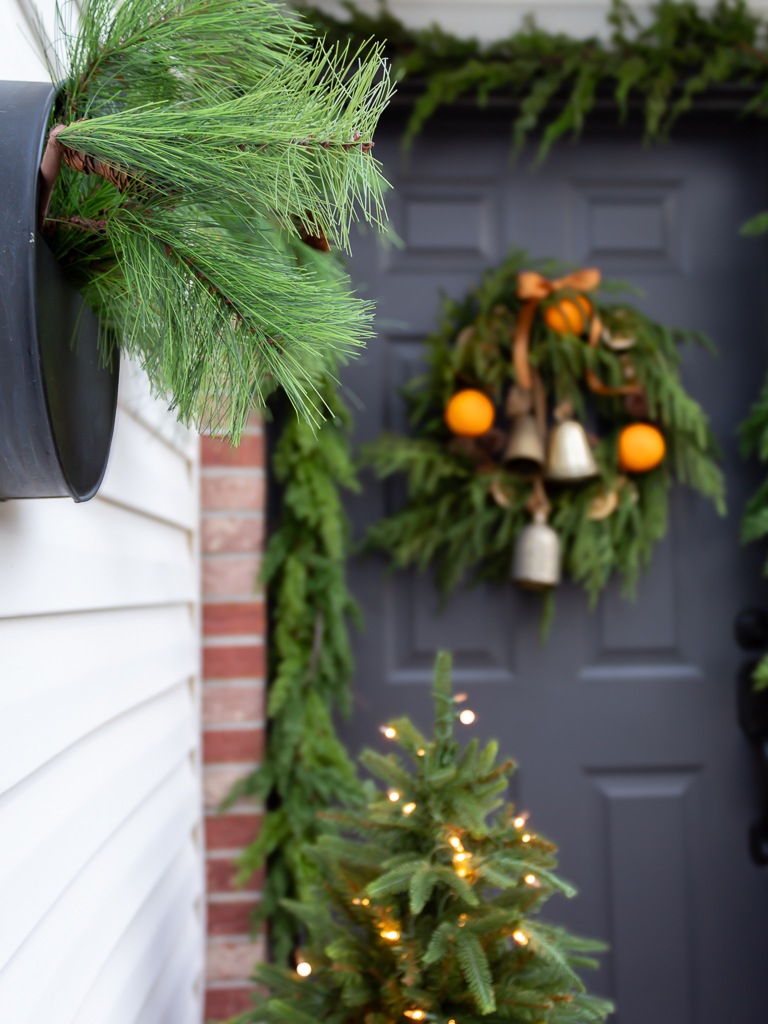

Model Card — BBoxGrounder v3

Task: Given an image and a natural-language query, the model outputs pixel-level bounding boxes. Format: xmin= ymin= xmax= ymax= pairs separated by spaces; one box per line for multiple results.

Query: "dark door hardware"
xmin=734 ymin=608 xmax=768 ymax=650
xmin=737 ymin=653 xmax=768 ymax=865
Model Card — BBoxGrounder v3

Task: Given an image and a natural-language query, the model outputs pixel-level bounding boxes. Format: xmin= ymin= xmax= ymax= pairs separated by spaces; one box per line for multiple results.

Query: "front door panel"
xmin=340 ymin=110 xmax=768 ymax=1019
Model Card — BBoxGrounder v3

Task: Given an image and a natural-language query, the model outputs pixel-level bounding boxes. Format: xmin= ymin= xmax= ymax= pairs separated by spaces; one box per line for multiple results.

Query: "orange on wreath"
xmin=618 ymin=423 xmax=666 ymax=473
xmin=544 ymin=294 xmax=593 ymax=336
xmin=445 ymin=389 xmax=495 ymax=437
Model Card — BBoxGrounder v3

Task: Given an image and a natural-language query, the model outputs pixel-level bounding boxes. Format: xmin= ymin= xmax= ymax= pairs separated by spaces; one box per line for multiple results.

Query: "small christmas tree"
xmin=235 ymin=651 xmax=612 ymax=1024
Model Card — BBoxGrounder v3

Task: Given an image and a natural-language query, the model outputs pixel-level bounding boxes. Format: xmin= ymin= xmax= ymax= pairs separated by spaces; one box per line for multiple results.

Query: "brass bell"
xmin=512 ymin=510 xmax=561 ymax=590
xmin=503 ymin=413 xmax=545 ymax=476
xmin=545 ymin=418 xmax=599 ymax=483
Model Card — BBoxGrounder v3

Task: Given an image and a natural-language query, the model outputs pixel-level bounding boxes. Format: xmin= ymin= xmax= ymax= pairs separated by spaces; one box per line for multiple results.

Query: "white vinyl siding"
xmin=0 ymin=360 xmax=203 ymax=1024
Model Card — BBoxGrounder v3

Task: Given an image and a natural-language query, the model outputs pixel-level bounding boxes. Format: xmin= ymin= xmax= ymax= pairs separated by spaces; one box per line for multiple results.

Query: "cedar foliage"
xmin=739 ymin=379 xmax=768 ymax=689
xmin=224 ymin=381 xmax=364 ymax=965
xmin=363 ymin=251 xmax=723 ymax=620
xmin=35 ymin=0 xmax=393 ymax=439
xmin=293 ymin=0 xmax=768 ymax=156
xmin=234 ymin=652 xmax=612 ymax=1024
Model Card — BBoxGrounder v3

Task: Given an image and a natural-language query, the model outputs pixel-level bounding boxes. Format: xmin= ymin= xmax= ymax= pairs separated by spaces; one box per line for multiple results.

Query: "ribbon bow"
xmin=513 ymin=268 xmax=643 ymax=397
xmin=513 ymin=269 xmax=601 ymax=388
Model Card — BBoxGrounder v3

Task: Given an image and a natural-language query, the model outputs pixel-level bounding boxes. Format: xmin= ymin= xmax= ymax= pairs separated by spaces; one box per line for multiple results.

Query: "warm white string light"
xmin=296 ymin=962 xmax=312 ymax=977
xmin=417 ymin=749 xmax=425 ymax=756
xmin=513 ymin=931 xmax=529 ymax=946
xmin=403 ymin=802 xmax=416 ymax=814
xmin=381 ymin=726 xmax=396 ymax=739
xmin=389 ymin=791 xmax=400 ymax=802
xmin=380 ymin=929 xmax=400 ymax=941
xmin=522 ymin=834 xmax=531 ymax=843
xmin=459 ymin=709 xmax=475 ymax=725
xmin=449 ymin=837 xmax=463 ymax=850
xmin=454 ymin=693 xmax=468 ymax=703
xmin=404 ymin=1011 xmax=425 ymax=1020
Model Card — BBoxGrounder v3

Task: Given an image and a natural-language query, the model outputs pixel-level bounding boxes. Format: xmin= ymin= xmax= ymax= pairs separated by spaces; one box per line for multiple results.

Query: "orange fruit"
xmin=618 ymin=423 xmax=666 ymax=473
xmin=544 ymin=295 xmax=592 ymax=335
xmin=445 ymin=389 xmax=495 ymax=437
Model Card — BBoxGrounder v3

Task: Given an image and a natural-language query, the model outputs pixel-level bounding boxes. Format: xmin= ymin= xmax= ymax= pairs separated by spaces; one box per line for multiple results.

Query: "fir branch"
xmin=234 ymin=652 xmax=612 ymax=1024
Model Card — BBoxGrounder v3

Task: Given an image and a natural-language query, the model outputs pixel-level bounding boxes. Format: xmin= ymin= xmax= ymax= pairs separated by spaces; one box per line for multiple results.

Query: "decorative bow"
xmin=513 ymin=269 xmax=601 ymax=388
xmin=514 ymin=268 xmax=643 ymax=397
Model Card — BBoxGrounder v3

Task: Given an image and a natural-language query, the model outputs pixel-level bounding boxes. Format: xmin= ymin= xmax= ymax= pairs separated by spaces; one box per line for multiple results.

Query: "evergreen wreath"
xmin=293 ymin=0 xmax=768 ymax=158
xmin=224 ymin=379 xmax=365 ymax=965
xmin=363 ymin=250 xmax=724 ymax=625
xmin=32 ymin=0 xmax=392 ymax=439
xmin=234 ymin=651 xmax=613 ymax=1024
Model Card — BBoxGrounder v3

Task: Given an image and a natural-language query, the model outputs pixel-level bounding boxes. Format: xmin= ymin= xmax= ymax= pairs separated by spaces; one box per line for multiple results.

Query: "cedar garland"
xmin=224 ymin=381 xmax=365 ymax=965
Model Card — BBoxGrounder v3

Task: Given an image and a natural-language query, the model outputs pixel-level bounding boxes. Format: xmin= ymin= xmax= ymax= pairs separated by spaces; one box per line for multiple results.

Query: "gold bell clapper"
xmin=512 ymin=509 xmax=562 ymax=590
xmin=545 ymin=400 xmax=599 ymax=483
xmin=512 ymin=477 xmax=561 ymax=590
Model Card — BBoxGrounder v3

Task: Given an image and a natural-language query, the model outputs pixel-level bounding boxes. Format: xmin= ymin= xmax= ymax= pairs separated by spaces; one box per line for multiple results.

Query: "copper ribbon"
xmin=513 ymin=268 xmax=601 ymax=388
xmin=514 ymin=268 xmax=643 ymax=398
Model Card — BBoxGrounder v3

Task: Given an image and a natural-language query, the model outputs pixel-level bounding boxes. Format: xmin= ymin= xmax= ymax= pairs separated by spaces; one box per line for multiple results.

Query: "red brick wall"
xmin=201 ymin=419 xmax=267 ymax=1021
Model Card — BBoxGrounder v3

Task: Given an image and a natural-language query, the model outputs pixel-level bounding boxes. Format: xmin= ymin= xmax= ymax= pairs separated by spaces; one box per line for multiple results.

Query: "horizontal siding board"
xmin=0 ymin=498 xmax=195 ymax=617
xmin=100 ymin=408 xmax=196 ymax=530
xmin=134 ymin=909 xmax=202 ymax=1024
xmin=1 ymin=765 xmax=199 ymax=1024
xmin=118 ymin=358 xmax=198 ymax=462
xmin=0 ymin=605 xmax=197 ymax=790
xmin=71 ymin=845 xmax=202 ymax=1024
xmin=0 ymin=686 xmax=196 ymax=968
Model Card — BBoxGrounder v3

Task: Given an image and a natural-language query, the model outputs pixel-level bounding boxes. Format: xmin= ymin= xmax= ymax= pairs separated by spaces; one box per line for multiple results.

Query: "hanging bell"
xmin=503 ymin=413 xmax=545 ymax=476
xmin=545 ymin=418 xmax=599 ymax=482
xmin=512 ymin=510 xmax=561 ymax=590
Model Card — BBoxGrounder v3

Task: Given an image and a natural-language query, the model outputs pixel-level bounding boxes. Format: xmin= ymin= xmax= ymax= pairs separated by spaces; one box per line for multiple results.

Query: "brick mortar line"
xmin=202 ymin=510 xmax=265 ymax=518
xmin=203 ymin=636 xmax=263 ymax=646
xmin=202 ymin=679 xmax=265 ymax=689
xmin=201 ymin=467 xmax=264 ymax=477
xmin=203 ymin=722 xmax=265 ymax=731
xmin=202 ymin=679 xmax=265 ymax=688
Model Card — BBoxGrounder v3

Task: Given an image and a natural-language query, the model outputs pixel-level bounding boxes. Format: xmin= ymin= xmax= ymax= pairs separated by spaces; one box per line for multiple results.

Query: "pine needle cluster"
xmin=36 ymin=0 xmax=393 ymax=439
xmin=363 ymin=250 xmax=723 ymax=623
xmin=235 ymin=652 xmax=612 ymax=1024
xmin=224 ymin=380 xmax=364 ymax=965
xmin=294 ymin=0 xmax=768 ymax=157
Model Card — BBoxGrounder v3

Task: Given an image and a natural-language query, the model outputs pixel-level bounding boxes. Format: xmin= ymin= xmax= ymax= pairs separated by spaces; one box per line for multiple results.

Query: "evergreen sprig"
xmin=224 ymin=381 xmax=364 ymax=965
xmin=293 ymin=0 xmax=768 ymax=156
xmin=738 ymin=379 xmax=768 ymax=689
xmin=234 ymin=651 xmax=612 ymax=1024
xmin=363 ymin=250 xmax=723 ymax=623
xmin=36 ymin=0 xmax=394 ymax=438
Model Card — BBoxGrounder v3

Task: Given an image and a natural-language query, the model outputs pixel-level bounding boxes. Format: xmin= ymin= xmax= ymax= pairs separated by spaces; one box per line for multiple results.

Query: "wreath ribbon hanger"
xmin=513 ymin=267 xmax=643 ymax=397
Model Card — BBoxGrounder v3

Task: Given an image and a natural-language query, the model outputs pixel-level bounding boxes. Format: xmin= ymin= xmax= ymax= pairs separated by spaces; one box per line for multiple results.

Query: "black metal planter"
xmin=0 ymin=80 xmax=118 ymax=501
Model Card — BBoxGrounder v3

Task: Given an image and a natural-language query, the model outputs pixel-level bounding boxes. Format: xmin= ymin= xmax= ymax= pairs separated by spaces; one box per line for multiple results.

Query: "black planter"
xmin=0 ymin=80 xmax=119 ymax=501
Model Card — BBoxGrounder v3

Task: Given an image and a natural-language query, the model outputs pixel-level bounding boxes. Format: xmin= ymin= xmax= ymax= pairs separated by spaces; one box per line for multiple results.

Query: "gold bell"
xmin=512 ymin=510 xmax=561 ymax=590
xmin=545 ymin=419 xmax=599 ymax=483
xmin=503 ymin=414 xmax=545 ymax=476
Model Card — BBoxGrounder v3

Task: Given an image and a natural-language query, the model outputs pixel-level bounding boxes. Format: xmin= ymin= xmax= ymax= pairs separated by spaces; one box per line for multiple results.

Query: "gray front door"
xmin=339 ymin=108 xmax=768 ymax=1022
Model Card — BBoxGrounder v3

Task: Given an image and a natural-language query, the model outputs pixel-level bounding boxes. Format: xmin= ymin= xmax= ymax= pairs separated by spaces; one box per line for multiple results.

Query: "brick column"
xmin=201 ymin=420 xmax=267 ymax=1022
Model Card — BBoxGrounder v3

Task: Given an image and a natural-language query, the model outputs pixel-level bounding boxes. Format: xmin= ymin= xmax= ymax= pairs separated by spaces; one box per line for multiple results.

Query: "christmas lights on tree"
xmin=234 ymin=651 xmax=613 ymax=1024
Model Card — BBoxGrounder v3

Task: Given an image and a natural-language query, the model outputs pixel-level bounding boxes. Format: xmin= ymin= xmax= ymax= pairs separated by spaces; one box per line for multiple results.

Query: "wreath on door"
xmin=363 ymin=250 xmax=725 ymax=628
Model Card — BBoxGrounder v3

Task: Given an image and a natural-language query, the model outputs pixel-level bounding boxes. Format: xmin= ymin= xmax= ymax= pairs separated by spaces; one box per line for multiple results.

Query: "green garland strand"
xmin=225 ymin=381 xmax=364 ymax=965
xmin=739 ymin=379 xmax=768 ymax=687
xmin=363 ymin=251 xmax=724 ymax=627
xmin=294 ymin=0 xmax=768 ymax=156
